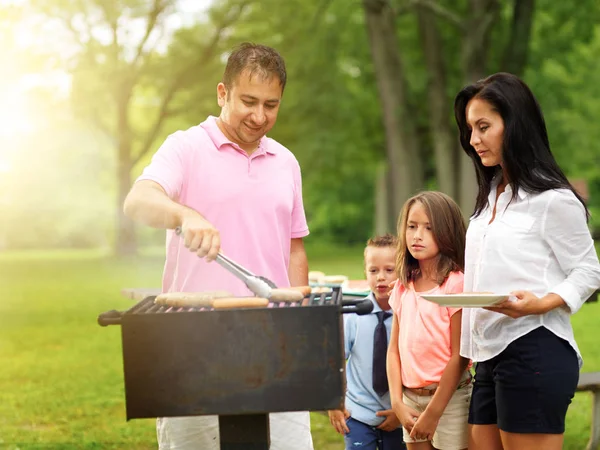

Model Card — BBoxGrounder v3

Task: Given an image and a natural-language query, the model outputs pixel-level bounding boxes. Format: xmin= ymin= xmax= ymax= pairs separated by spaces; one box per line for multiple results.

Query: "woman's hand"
xmin=409 ymin=408 xmax=440 ymax=441
xmin=327 ymin=409 xmax=350 ymax=434
xmin=485 ymin=290 xmax=563 ymax=317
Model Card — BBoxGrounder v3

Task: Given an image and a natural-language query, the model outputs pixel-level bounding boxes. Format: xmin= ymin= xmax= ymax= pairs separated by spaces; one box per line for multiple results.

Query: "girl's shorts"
xmin=468 ymin=326 xmax=579 ymax=434
xmin=402 ymin=383 xmax=471 ymax=450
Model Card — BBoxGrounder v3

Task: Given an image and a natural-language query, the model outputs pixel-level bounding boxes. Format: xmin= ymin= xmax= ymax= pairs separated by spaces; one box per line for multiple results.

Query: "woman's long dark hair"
xmin=454 ymin=72 xmax=588 ymax=219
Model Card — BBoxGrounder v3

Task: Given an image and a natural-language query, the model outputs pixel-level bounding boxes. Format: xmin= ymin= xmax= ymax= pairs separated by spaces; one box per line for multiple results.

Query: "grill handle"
xmin=341 ymin=298 xmax=374 ymax=315
xmin=98 ymin=309 xmax=124 ymax=326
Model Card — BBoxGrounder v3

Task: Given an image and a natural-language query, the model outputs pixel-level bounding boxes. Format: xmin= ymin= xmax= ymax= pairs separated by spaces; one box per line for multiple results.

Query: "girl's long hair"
xmin=454 ymin=72 xmax=588 ymax=219
xmin=396 ymin=191 xmax=466 ymax=286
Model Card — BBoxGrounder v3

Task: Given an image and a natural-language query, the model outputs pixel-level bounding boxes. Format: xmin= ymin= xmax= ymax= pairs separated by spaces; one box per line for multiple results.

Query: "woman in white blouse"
xmin=453 ymin=72 xmax=600 ymax=450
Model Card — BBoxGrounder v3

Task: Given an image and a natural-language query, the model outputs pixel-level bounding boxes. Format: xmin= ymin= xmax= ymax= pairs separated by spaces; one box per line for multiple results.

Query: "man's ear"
xmin=217 ymin=83 xmax=227 ymax=107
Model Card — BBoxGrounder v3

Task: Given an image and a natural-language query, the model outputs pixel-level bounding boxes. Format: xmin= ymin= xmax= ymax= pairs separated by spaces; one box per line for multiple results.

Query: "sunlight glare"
xmin=0 ymin=89 xmax=33 ymax=137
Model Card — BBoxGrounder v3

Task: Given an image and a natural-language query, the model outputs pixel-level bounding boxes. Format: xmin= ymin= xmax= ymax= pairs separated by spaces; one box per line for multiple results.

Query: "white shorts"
xmin=157 ymin=412 xmax=313 ymax=450
xmin=402 ymin=385 xmax=471 ymax=450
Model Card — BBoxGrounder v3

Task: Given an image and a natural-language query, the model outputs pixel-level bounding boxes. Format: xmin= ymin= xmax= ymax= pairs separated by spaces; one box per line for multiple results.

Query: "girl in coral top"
xmin=387 ymin=191 xmax=471 ymax=450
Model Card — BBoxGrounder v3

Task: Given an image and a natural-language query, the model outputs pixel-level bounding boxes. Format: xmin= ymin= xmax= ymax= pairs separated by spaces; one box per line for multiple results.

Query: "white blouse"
xmin=461 ymin=179 xmax=600 ymax=367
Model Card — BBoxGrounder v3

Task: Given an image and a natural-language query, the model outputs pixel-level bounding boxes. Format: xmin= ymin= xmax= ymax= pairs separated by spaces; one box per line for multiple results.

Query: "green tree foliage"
xmin=3 ymin=0 xmax=600 ymax=249
xmin=175 ymin=0 xmax=386 ymax=243
xmin=525 ymin=0 xmax=600 ymax=230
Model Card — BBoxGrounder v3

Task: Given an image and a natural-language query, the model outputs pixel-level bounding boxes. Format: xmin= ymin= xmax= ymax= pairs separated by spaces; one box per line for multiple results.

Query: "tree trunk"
xmin=115 ymin=94 xmax=137 ymax=257
xmin=386 ymin=165 xmax=398 ymax=231
xmin=463 ymin=0 xmax=500 ymax=83
xmin=116 ymin=156 xmax=136 ymax=257
xmin=416 ymin=5 xmax=458 ymax=199
xmin=362 ymin=0 xmax=424 ymax=222
xmin=458 ymin=0 xmax=501 ymax=216
xmin=374 ymin=161 xmax=391 ymax=235
xmin=502 ymin=0 xmax=536 ymax=76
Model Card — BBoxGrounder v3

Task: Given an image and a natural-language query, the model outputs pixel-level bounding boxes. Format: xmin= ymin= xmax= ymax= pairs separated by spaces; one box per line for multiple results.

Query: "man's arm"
xmin=124 ymin=180 xmax=192 ymax=229
xmin=123 ymin=180 xmax=220 ymax=260
xmin=288 ymin=238 xmax=308 ymax=286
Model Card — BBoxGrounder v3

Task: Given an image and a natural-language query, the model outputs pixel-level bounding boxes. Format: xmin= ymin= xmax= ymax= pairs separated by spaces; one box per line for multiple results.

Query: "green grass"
xmin=0 ymin=242 xmax=596 ymax=449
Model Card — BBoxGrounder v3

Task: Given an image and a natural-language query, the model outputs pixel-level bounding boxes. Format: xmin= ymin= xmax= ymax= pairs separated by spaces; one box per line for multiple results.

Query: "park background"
xmin=1 ymin=0 xmax=600 ymax=448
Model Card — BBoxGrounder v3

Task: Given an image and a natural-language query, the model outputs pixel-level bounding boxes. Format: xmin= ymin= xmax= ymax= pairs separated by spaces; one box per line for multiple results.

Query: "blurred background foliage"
xmin=1 ymin=0 xmax=599 ymax=253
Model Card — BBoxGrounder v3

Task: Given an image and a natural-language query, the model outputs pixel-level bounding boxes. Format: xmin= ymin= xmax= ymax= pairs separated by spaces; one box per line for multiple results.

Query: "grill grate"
xmin=129 ymin=287 xmax=342 ymax=315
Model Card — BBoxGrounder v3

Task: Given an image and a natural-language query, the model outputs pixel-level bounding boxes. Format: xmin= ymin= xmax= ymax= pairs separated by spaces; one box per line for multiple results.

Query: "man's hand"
xmin=180 ymin=214 xmax=221 ymax=262
xmin=327 ymin=409 xmax=350 ymax=435
xmin=375 ymin=409 xmax=401 ymax=432
xmin=393 ymin=401 xmax=420 ymax=433
xmin=409 ymin=408 xmax=440 ymax=441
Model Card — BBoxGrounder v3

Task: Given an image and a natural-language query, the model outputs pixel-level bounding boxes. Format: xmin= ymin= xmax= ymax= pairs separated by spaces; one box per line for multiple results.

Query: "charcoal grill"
xmin=98 ymin=287 xmax=372 ymax=449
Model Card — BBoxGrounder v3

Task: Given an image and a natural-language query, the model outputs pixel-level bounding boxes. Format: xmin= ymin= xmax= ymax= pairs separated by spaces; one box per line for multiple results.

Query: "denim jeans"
xmin=343 ymin=417 xmax=406 ymax=450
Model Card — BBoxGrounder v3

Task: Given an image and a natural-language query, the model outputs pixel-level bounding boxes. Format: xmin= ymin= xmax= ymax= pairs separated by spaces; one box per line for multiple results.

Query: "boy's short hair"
xmin=366 ymin=233 xmax=398 ymax=249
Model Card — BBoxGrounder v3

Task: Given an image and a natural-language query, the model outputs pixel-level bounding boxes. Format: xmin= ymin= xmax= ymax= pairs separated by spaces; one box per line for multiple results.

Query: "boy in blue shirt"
xmin=328 ymin=234 xmax=406 ymax=449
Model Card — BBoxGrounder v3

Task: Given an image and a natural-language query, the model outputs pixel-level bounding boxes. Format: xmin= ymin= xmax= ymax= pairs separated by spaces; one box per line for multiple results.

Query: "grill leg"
xmin=219 ymin=414 xmax=270 ymax=450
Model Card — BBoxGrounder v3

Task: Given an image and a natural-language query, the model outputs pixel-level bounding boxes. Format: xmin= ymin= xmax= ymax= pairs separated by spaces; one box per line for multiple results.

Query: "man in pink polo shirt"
xmin=123 ymin=43 xmax=312 ymax=450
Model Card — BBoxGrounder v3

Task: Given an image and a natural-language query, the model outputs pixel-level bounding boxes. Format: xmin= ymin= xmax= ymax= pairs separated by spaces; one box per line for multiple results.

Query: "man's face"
xmin=217 ymin=69 xmax=283 ymax=153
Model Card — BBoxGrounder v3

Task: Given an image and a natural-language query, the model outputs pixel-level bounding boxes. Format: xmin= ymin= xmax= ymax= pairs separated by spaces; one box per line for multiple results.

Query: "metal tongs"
xmin=175 ymin=227 xmax=277 ymax=298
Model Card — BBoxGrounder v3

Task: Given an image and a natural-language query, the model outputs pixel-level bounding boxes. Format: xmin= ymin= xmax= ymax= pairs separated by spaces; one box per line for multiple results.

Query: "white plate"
xmin=420 ymin=293 xmax=510 ymax=307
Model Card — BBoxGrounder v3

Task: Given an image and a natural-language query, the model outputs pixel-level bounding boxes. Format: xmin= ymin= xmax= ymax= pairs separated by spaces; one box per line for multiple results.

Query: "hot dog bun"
xmin=212 ymin=297 xmax=270 ymax=309
xmin=269 ymin=288 xmax=304 ymax=302
xmin=155 ymin=291 xmax=232 ymax=307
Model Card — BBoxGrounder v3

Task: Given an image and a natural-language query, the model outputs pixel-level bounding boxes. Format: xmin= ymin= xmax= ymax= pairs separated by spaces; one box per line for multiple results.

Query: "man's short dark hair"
xmin=223 ymin=42 xmax=287 ymax=92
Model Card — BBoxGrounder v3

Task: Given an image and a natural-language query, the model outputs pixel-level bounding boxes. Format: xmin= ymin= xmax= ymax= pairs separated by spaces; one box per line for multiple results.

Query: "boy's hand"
xmin=327 ymin=409 xmax=350 ymax=435
xmin=393 ymin=402 xmax=420 ymax=433
xmin=409 ymin=408 xmax=440 ymax=441
xmin=375 ymin=409 xmax=401 ymax=432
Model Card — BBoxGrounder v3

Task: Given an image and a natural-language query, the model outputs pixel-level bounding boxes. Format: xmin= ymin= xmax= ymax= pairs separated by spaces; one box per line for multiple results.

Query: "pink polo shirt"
xmin=137 ymin=116 xmax=309 ymax=295
xmin=389 ymin=271 xmax=466 ymax=388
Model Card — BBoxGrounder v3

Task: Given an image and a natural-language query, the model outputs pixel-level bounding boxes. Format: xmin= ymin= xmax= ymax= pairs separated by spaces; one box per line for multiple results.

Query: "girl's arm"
xmin=410 ymin=309 xmax=469 ymax=440
xmin=387 ymin=313 xmax=420 ymax=432
xmin=387 ymin=313 xmax=403 ymax=409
